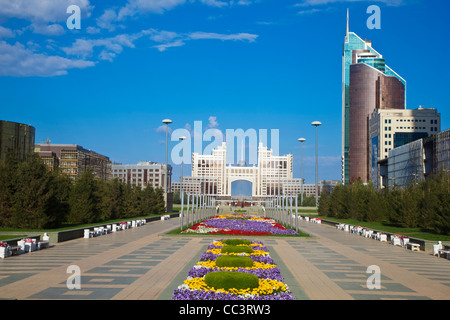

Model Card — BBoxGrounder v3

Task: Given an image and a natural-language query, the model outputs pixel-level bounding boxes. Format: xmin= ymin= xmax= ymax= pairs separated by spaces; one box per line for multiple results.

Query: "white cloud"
xmin=297 ymin=8 xmax=323 ymax=15
xmin=86 ymin=26 xmax=101 ymax=34
xmin=96 ymin=8 xmax=126 ymax=32
xmin=188 ymin=32 xmax=258 ymax=42
xmin=0 ymin=26 xmax=15 ymax=39
xmin=148 ymin=29 xmax=258 ymax=51
xmin=148 ymin=29 xmax=181 ymax=43
xmin=207 ymin=116 xmax=219 ymax=128
xmin=0 ymin=0 xmax=93 ymax=23
xmin=62 ymin=33 xmax=142 ymax=60
xmin=31 ymin=23 xmax=66 ymax=36
xmin=200 ymin=0 xmax=229 ymax=8
xmin=155 ymin=124 xmax=173 ymax=134
xmin=154 ymin=39 xmax=186 ymax=51
xmin=115 ymin=0 xmax=187 ymax=22
xmin=295 ymin=0 xmax=405 ymax=7
xmin=0 ymin=40 xmax=94 ymax=77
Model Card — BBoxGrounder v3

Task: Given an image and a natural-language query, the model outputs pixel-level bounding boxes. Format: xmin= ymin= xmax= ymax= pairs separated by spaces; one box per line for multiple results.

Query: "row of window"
xmin=385 ymin=119 xmax=438 ymax=124
xmin=113 ymin=169 xmax=161 ymax=172
xmin=385 ymin=126 xmax=439 ymax=132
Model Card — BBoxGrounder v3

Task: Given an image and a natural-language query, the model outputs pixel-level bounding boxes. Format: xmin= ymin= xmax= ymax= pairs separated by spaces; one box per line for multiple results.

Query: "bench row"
xmin=335 ymin=223 xmax=448 ymax=259
xmin=0 ymin=234 xmax=51 ymax=259
xmin=83 ymin=219 xmax=147 ymax=238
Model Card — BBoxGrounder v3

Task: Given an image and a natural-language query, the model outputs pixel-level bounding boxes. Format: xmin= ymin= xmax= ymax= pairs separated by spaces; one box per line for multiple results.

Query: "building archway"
xmin=231 ymin=180 xmax=253 ymax=197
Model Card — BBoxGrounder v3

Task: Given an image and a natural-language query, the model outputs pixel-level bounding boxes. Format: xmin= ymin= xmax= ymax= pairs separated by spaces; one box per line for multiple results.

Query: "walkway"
xmin=1 ymin=217 xmax=449 ymax=300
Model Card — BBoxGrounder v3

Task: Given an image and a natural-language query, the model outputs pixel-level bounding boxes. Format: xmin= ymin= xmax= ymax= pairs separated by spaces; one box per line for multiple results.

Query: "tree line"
xmin=318 ymin=171 xmax=450 ymax=235
xmin=0 ymin=154 xmax=165 ymax=230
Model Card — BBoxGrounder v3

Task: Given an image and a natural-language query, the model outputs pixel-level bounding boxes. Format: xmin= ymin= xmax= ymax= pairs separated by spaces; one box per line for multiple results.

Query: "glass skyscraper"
xmin=342 ymin=10 xmax=406 ymax=184
xmin=0 ymin=120 xmax=35 ymax=162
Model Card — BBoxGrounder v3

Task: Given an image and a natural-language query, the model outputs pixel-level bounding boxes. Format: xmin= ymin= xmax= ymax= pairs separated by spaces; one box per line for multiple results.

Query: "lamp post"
xmin=179 ymin=136 xmax=186 ymax=230
xmin=298 ymin=138 xmax=306 ymax=206
xmin=278 ymin=163 xmax=282 ymax=222
xmin=162 ymin=119 xmax=172 ymax=193
xmin=311 ymin=121 xmax=321 ymax=208
xmin=162 ymin=119 xmax=172 ymax=212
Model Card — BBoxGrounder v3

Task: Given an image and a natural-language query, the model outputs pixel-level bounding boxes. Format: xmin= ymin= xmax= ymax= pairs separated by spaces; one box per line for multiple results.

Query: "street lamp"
xmin=278 ymin=163 xmax=282 ymax=222
xmin=179 ymin=136 xmax=186 ymax=230
xmin=297 ymin=138 xmax=306 ymax=206
xmin=311 ymin=121 xmax=322 ymax=208
xmin=162 ymin=119 xmax=172 ymax=196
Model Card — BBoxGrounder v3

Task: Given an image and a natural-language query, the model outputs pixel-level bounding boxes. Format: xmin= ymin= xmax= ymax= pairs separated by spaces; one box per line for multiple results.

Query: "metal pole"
xmin=315 ymin=126 xmax=318 ymax=207
xmin=311 ymin=121 xmax=321 ymax=208
xmin=186 ymin=192 xmax=190 ymax=228
xmin=289 ymin=193 xmax=293 ymax=228
xmin=165 ymin=126 xmax=169 ymax=194
xmin=301 ymin=141 xmax=304 ymax=206
xmin=295 ymin=193 xmax=298 ymax=231
xmin=162 ymin=119 xmax=172 ymax=211
xmin=180 ymin=145 xmax=184 ymax=231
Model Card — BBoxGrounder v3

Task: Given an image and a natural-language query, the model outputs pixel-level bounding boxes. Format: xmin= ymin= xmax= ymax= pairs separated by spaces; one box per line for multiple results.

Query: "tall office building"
xmin=0 ymin=120 xmax=35 ymax=162
xmin=342 ymin=10 xmax=406 ymax=184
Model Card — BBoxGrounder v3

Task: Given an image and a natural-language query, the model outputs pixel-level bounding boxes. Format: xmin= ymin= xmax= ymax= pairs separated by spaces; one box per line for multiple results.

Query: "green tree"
xmin=0 ymin=154 xmax=19 ymax=227
xmin=317 ymin=191 xmax=331 ymax=216
xmin=100 ymin=178 xmax=125 ymax=221
xmin=422 ymin=171 xmax=450 ymax=235
xmin=329 ymin=184 xmax=349 ymax=219
xmin=67 ymin=170 xmax=102 ymax=224
xmin=9 ymin=154 xmax=64 ymax=229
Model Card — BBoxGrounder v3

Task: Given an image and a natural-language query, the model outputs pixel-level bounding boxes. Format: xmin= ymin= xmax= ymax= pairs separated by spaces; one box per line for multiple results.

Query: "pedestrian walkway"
xmin=1 ymin=217 xmax=449 ymax=300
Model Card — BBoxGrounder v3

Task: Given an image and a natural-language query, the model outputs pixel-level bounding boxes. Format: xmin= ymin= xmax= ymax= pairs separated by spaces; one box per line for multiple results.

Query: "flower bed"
xmin=182 ymin=213 xmax=299 ymax=236
xmin=172 ymin=239 xmax=296 ymax=300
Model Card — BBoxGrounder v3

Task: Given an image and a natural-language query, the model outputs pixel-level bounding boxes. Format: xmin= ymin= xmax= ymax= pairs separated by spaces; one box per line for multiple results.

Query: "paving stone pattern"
xmin=0 ymin=217 xmax=449 ymax=300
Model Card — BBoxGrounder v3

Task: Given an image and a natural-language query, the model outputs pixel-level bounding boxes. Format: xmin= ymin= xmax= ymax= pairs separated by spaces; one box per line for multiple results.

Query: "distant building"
xmin=190 ymin=142 xmax=293 ymax=199
xmin=378 ymin=128 xmax=449 ymax=188
xmin=35 ymin=144 xmax=111 ymax=181
xmin=0 ymin=120 xmax=35 ymax=162
xmin=172 ymin=177 xmax=202 ymax=195
xmin=111 ymin=161 xmax=172 ymax=190
xmin=369 ymin=107 xmax=441 ymax=188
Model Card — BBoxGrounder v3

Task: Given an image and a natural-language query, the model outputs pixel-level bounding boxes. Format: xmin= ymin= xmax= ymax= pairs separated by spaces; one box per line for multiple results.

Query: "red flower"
xmin=208 ymin=230 xmax=271 ymax=236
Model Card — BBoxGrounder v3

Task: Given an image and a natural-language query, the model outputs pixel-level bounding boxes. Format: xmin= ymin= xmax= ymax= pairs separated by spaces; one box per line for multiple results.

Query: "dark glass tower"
xmin=342 ymin=9 xmax=406 ymax=184
xmin=0 ymin=120 xmax=36 ymax=162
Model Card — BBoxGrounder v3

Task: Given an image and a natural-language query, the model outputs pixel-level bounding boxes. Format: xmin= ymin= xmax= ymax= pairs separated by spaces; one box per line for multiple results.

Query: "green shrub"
xmin=221 ymin=245 xmax=254 ymax=254
xmin=205 ymin=271 xmax=259 ymax=291
xmin=222 ymin=239 xmax=252 ymax=246
xmin=215 ymin=255 xmax=254 ymax=268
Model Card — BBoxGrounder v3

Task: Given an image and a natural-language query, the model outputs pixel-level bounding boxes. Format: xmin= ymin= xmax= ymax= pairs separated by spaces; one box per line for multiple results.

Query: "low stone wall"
xmin=1 ymin=213 xmax=180 ymax=245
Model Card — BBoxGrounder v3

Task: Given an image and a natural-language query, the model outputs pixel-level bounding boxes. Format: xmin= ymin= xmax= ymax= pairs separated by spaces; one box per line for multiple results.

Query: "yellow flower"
xmin=196 ymin=260 xmax=276 ymax=270
xmin=183 ymin=277 xmax=287 ymax=296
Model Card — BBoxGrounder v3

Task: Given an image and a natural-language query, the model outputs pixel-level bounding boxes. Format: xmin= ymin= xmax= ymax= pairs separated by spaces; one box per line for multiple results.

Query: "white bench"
xmin=38 ymin=240 xmax=50 ymax=249
xmin=407 ymin=242 xmax=420 ymax=252
xmin=438 ymin=249 xmax=450 ymax=259
xmin=391 ymin=237 xmax=402 ymax=246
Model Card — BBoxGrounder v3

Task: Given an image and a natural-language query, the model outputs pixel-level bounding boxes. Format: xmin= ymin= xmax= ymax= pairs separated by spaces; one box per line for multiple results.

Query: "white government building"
xmin=171 ymin=142 xmax=338 ymax=200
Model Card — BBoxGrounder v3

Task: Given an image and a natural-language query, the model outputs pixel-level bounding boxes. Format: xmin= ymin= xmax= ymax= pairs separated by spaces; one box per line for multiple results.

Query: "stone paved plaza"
xmin=1 ymin=217 xmax=449 ymax=300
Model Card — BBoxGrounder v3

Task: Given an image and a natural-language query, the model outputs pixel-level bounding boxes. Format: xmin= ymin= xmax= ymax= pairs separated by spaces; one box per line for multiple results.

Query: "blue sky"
xmin=0 ymin=0 xmax=449 ymax=185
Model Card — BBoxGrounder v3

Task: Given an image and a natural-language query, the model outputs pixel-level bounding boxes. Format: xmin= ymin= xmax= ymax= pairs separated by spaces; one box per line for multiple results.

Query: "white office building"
xmin=369 ymin=106 xmax=440 ymax=188
xmin=178 ymin=142 xmax=297 ymax=199
xmin=111 ymin=161 xmax=172 ymax=190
